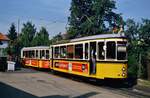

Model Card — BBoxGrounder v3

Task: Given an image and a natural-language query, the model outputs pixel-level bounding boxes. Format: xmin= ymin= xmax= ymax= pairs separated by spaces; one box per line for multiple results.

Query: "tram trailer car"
xmin=21 ymin=46 xmax=51 ymax=69
xmin=21 ymin=34 xmax=128 ymax=80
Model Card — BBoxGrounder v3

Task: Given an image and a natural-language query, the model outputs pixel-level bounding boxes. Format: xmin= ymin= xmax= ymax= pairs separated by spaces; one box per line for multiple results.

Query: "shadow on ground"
xmin=0 ymin=82 xmax=99 ymax=98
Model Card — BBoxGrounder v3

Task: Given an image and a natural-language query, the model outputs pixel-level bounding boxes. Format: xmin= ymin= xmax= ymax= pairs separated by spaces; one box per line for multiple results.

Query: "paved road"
xmin=0 ymin=68 xmax=135 ymax=98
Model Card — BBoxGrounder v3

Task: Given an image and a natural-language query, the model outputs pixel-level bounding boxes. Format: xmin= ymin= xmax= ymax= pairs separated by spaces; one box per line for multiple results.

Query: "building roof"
xmin=70 ymin=33 xmax=126 ymax=42
xmin=0 ymin=33 xmax=9 ymax=41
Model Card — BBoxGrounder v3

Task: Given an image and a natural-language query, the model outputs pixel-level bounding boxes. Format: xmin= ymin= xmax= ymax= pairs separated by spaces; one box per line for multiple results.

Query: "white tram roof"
xmin=22 ymin=46 xmax=49 ymax=50
xmin=70 ymin=33 xmax=126 ymax=42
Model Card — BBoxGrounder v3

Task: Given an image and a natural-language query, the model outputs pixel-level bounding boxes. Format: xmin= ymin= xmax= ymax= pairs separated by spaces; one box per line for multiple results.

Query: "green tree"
xmin=67 ymin=0 xmax=122 ymax=39
xmin=19 ymin=21 xmax=36 ymax=47
xmin=7 ymin=23 xmax=18 ymax=56
xmin=125 ymin=19 xmax=150 ymax=79
xmin=8 ymin=23 xmax=17 ymax=41
xmin=138 ymin=19 xmax=150 ymax=79
xmin=50 ymin=32 xmax=63 ymax=44
xmin=32 ymin=27 xmax=49 ymax=46
xmin=125 ymin=19 xmax=139 ymax=78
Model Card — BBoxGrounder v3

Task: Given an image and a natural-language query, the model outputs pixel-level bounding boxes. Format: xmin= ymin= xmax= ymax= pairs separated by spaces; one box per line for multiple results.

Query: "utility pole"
xmin=17 ymin=19 xmax=20 ymax=35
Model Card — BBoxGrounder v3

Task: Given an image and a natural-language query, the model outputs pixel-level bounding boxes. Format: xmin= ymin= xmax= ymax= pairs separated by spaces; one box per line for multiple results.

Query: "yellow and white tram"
xmin=21 ymin=34 xmax=127 ymax=79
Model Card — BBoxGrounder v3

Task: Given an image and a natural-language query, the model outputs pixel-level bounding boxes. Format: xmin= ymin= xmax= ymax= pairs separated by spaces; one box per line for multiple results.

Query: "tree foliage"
xmin=8 ymin=23 xmax=17 ymax=41
xmin=67 ymin=0 xmax=122 ymax=39
xmin=6 ymin=22 xmax=51 ymax=59
xmin=19 ymin=21 xmax=36 ymax=47
xmin=32 ymin=27 xmax=49 ymax=46
xmin=125 ymin=19 xmax=150 ymax=79
xmin=7 ymin=23 xmax=18 ymax=56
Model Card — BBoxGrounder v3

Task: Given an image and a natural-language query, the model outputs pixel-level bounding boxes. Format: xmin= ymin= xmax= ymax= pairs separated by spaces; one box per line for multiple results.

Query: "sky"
xmin=0 ymin=0 xmax=150 ymax=38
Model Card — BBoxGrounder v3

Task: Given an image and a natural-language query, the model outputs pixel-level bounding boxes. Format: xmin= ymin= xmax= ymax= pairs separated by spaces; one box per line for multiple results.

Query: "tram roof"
xmin=70 ymin=33 xmax=126 ymax=42
xmin=22 ymin=46 xmax=49 ymax=50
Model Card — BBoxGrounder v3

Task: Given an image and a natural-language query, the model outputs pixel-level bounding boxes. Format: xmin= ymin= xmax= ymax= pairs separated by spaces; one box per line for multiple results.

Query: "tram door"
xmin=90 ymin=42 xmax=96 ymax=75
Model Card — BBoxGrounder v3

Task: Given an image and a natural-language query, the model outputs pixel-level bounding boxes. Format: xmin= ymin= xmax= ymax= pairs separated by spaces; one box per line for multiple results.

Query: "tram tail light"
xmin=82 ymin=64 xmax=86 ymax=70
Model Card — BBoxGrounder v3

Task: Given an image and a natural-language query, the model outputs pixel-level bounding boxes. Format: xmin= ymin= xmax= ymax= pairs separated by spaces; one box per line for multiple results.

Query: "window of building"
xmin=75 ymin=44 xmax=83 ymax=59
xmin=67 ymin=45 xmax=74 ymax=59
xmin=60 ymin=46 xmax=67 ymax=58
xmin=85 ymin=43 xmax=89 ymax=59
xmin=46 ymin=50 xmax=49 ymax=59
xmin=54 ymin=47 xmax=59 ymax=58
xmin=106 ymin=41 xmax=116 ymax=59
xmin=98 ymin=42 xmax=105 ymax=60
xmin=117 ymin=41 xmax=127 ymax=60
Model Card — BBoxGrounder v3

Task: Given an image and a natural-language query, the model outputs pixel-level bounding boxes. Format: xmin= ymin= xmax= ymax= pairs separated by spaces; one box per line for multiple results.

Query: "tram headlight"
xmin=122 ymin=67 xmax=126 ymax=71
xmin=122 ymin=73 xmax=126 ymax=77
xmin=122 ymin=73 xmax=125 ymax=77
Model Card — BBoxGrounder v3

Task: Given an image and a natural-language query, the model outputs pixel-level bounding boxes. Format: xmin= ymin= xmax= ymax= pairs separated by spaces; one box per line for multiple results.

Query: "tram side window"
xmin=23 ymin=51 xmax=26 ymax=58
xmin=36 ymin=50 xmax=38 ymax=58
xmin=40 ymin=50 xmax=45 ymax=59
xmin=60 ymin=46 xmax=67 ymax=58
xmin=67 ymin=45 xmax=74 ymax=59
xmin=117 ymin=41 xmax=127 ymax=60
xmin=29 ymin=51 xmax=32 ymax=58
xmin=106 ymin=41 xmax=116 ymax=59
xmin=85 ymin=43 xmax=88 ymax=59
xmin=75 ymin=44 xmax=83 ymax=59
xmin=42 ymin=50 xmax=45 ymax=59
xmin=31 ymin=50 xmax=35 ymax=58
xmin=46 ymin=50 xmax=49 ymax=59
xmin=40 ymin=50 xmax=42 ymax=58
xmin=98 ymin=42 xmax=105 ymax=60
xmin=26 ymin=51 xmax=29 ymax=58
xmin=54 ymin=47 xmax=59 ymax=58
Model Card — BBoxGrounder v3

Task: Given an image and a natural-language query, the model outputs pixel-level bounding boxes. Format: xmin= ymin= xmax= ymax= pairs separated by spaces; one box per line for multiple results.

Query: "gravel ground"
xmin=0 ymin=68 xmax=143 ymax=98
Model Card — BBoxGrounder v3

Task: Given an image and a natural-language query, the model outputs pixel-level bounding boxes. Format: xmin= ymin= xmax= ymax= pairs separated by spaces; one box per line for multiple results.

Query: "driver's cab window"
xmin=106 ymin=41 xmax=116 ymax=59
xmin=117 ymin=41 xmax=127 ymax=60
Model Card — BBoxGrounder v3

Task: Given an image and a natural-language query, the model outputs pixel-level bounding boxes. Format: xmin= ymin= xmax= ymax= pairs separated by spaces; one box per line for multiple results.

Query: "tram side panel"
xmin=53 ymin=59 xmax=90 ymax=77
xmin=22 ymin=58 xmax=52 ymax=69
xmin=38 ymin=59 xmax=51 ymax=69
xmin=23 ymin=58 xmax=38 ymax=68
xmin=52 ymin=59 xmax=127 ymax=79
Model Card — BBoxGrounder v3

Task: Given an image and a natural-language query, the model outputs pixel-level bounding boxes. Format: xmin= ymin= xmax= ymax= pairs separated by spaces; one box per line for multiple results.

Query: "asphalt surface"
xmin=0 ymin=68 xmax=148 ymax=98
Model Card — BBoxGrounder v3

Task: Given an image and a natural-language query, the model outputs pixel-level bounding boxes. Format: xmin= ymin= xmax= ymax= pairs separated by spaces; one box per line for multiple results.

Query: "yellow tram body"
xmin=21 ymin=34 xmax=128 ymax=80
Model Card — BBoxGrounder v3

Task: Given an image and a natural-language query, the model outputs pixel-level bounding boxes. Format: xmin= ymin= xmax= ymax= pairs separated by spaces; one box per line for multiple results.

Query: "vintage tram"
xmin=21 ymin=34 xmax=127 ymax=79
